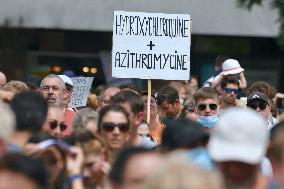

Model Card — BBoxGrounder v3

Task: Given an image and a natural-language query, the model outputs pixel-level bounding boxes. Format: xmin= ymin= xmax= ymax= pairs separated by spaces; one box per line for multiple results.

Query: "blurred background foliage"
xmin=237 ymin=0 xmax=284 ymax=50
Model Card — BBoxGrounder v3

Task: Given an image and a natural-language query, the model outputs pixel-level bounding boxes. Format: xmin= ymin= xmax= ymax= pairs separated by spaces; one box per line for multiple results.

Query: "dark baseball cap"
xmin=247 ymin=92 xmax=269 ymax=104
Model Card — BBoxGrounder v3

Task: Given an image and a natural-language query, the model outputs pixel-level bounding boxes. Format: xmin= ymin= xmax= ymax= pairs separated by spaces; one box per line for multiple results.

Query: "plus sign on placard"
xmin=147 ymin=41 xmax=155 ymax=50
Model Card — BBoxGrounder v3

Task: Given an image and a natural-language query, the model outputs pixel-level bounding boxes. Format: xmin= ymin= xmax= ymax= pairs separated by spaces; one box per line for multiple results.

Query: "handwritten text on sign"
xmin=69 ymin=77 xmax=94 ymax=108
xmin=112 ymin=11 xmax=191 ymax=80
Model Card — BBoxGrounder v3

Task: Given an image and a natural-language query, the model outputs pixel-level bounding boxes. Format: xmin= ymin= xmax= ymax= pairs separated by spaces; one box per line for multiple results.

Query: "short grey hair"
xmin=73 ymin=107 xmax=98 ymax=130
xmin=40 ymin=74 xmax=66 ymax=90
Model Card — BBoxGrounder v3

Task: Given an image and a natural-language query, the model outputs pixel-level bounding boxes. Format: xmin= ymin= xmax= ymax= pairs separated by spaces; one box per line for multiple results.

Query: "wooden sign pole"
xmin=146 ymin=79 xmax=152 ymax=124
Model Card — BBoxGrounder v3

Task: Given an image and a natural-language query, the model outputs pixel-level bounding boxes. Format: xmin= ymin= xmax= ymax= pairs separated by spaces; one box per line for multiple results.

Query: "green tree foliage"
xmin=237 ymin=0 xmax=263 ymax=9
xmin=237 ymin=0 xmax=284 ymax=49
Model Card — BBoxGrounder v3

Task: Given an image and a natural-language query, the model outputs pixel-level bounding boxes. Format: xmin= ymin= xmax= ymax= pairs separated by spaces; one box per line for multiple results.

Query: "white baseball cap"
xmin=58 ymin=75 xmax=74 ymax=87
xmin=221 ymin=59 xmax=244 ymax=76
xmin=208 ymin=107 xmax=269 ymax=164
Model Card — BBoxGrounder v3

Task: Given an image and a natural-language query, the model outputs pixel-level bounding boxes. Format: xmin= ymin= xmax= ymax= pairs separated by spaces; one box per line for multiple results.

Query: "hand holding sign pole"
xmin=112 ymin=11 xmax=191 ymax=122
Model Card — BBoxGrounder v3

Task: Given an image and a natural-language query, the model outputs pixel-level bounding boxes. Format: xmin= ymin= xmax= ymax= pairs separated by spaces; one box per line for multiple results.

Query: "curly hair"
xmin=246 ymin=81 xmax=277 ymax=100
xmin=3 ymin=80 xmax=29 ymax=93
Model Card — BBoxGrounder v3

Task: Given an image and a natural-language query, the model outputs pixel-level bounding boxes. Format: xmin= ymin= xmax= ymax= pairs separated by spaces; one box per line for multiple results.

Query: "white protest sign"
xmin=69 ymin=77 xmax=94 ymax=108
xmin=112 ymin=11 xmax=191 ymax=80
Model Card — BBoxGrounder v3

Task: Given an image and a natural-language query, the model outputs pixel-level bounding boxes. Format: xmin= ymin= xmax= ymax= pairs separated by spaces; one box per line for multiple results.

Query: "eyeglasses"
xmin=247 ymin=101 xmax=268 ymax=111
xmin=224 ymin=88 xmax=239 ymax=94
xmin=197 ymin=103 xmax=218 ymax=111
xmin=101 ymin=122 xmax=129 ymax=132
xmin=49 ymin=120 xmax=67 ymax=131
xmin=41 ymin=85 xmax=61 ymax=92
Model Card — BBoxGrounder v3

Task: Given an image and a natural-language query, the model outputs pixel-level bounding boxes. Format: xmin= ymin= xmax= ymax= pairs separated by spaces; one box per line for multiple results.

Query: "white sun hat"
xmin=221 ymin=59 xmax=244 ymax=76
xmin=208 ymin=107 xmax=269 ymax=164
xmin=58 ymin=75 xmax=74 ymax=87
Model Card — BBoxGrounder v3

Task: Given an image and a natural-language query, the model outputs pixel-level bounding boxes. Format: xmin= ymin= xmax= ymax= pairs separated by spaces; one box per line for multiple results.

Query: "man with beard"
xmin=40 ymin=74 xmax=75 ymax=138
xmin=40 ymin=74 xmax=66 ymax=106
xmin=219 ymin=77 xmax=240 ymax=109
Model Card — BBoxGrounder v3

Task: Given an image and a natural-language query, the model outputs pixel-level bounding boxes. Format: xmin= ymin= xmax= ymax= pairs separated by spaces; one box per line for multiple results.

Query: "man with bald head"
xmin=99 ymin=86 xmax=121 ymax=111
xmin=40 ymin=74 xmax=75 ymax=138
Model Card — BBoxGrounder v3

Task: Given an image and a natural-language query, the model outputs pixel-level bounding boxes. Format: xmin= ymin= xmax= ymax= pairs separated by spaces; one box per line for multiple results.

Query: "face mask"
xmin=179 ymin=98 xmax=185 ymax=105
xmin=197 ymin=115 xmax=218 ymax=128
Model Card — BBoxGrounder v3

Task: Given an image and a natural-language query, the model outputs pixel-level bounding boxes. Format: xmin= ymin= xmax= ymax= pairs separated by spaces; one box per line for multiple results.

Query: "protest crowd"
xmin=0 ymin=56 xmax=284 ymax=189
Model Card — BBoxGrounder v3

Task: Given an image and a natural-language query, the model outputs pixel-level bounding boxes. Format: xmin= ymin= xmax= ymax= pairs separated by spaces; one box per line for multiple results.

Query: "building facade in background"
xmin=0 ymin=0 xmax=283 ymax=91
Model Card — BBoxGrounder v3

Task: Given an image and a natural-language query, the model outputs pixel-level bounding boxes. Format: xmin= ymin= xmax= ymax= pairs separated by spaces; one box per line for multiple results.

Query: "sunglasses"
xmin=224 ymin=88 xmax=239 ymax=94
xmin=183 ymin=104 xmax=194 ymax=112
xmin=49 ymin=120 xmax=67 ymax=131
xmin=247 ymin=101 xmax=268 ymax=110
xmin=101 ymin=122 xmax=129 ymax=132
xmin=197 ymin=103 xmax=218 ymax=111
